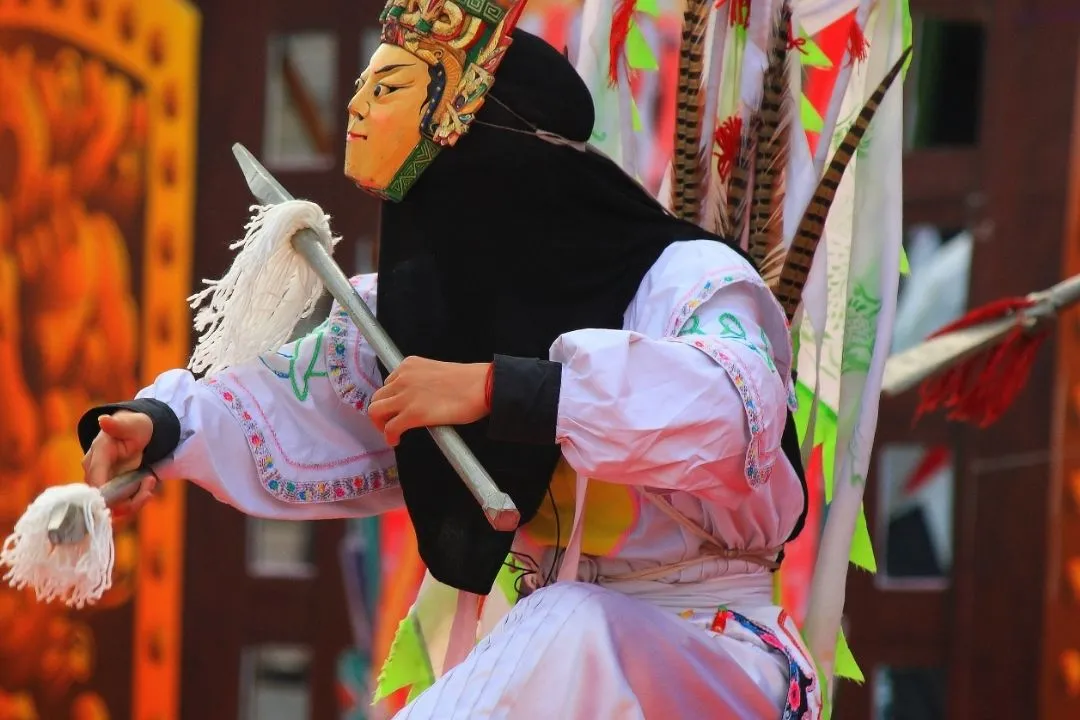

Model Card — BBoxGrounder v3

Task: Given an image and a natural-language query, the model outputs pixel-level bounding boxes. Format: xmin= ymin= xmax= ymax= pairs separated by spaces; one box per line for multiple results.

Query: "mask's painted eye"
xmin=373 ymin=83 xmax=400 ymax=99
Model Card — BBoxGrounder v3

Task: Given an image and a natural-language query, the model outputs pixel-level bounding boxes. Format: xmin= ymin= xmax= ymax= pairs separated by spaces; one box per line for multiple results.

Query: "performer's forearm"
xmin=77 ymin=398 xmax=182 ymax=465
xmin=77 ymin=357 xmax=402 ymax=520
xmin=487 ymin=355 xmax=562 ymax=444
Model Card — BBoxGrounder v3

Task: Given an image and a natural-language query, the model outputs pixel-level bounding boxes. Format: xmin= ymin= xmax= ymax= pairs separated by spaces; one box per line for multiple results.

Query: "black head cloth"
xmin=375 ymin=29 xmax=748 ymax=594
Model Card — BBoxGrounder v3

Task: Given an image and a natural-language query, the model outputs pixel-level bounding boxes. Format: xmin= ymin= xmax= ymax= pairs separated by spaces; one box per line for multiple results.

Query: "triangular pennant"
xmin=849 ymin=505 xmax=877 ymax=572
xmin=494 ymin=554 xmax=523 ymax=605
xmin=372 ymin=615 xmax=434 ymax=704
xmin=834 ymin=628 xmax=865 ymax=683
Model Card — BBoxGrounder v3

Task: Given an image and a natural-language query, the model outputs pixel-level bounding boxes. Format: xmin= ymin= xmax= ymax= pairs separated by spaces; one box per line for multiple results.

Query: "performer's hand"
xmin=81 ymin=411 xmax=157 ymax=516
xmin=368 ymin=357 xmax=490 ymax=446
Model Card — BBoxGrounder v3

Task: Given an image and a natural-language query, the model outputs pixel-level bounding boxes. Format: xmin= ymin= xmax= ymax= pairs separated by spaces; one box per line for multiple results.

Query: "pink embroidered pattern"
xmin=205 ymin=377 xmax=398 ymax=503
xmin=667 ymin=266 xmax=794 ymax=382
xmin=676 ymin=336 xmax=774 ymax=487
xmin=326 ymin=275 xmax=381 ymax=411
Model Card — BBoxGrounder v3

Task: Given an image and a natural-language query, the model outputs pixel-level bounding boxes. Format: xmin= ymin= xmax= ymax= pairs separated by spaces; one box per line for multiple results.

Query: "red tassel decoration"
xmin=846 ymin=19 xmax=870 ymax=66
xmin=914 ymin=297 xmax=1046 ymax=428
xmin=713 ymin=114 xmax=744 ymax=180
xmin=608 ymin=0 xmax=638 ymax=87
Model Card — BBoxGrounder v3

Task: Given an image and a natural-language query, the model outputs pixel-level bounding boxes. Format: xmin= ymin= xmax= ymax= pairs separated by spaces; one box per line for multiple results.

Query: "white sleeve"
xmin=552 ymin=250 xmax=793 ymax=507
xmin=146 ymin=274 xmax=403 ymax=519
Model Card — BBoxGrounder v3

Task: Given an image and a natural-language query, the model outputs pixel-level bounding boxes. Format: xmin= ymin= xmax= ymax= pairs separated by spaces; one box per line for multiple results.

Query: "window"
xmin=264 ymin=33 xmax=339 ymax=170
xmin=876 ymin=443 xmax=954 ymax=587
xmin=904 ymin=18 xmax=985 ymax=149
xmin=246 ymin=518 xmax=316 ymax=579
xmin=874 ymin=666 xmax=947 ymax=720
xmin=240 ymin=645 xmax=312 ymax=720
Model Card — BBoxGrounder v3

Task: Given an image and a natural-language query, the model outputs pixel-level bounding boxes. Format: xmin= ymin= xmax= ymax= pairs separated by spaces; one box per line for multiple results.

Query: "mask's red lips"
xmin=347 ymin=131 xmax=367 ymax=141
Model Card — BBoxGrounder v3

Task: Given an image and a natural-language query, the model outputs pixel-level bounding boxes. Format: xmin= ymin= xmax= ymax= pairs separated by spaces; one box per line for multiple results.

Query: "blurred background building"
xmin=1 ymin=0 xmax=1080 ymax=718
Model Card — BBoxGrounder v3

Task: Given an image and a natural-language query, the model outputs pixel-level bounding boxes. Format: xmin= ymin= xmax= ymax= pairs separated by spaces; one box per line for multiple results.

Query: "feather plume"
xmin=747 ymin=1 xmax=793 ymax=268
xmin=669 ymin=0 xmax=711 ymax=221
xmin=758 ymin=238 xmax=788 ymax=288
xmin=773 ymin=45 xmax=914 ymax=321
xmin=698 ymin=10 xmax=732 ymax=235
xmin=608 ymin=0 xmax=637 ymax=87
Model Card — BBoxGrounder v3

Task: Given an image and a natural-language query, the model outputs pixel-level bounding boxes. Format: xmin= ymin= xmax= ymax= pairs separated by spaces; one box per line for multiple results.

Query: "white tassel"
xmin=188 ymin=200 xmax=339 ymax=375
xmin=0 ymin=484 xmax=115 ymax=609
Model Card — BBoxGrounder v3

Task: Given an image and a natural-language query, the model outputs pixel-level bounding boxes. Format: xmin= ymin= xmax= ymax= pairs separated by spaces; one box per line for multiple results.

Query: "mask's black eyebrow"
xmin=358 ymin=62 xmax=415 ymax=85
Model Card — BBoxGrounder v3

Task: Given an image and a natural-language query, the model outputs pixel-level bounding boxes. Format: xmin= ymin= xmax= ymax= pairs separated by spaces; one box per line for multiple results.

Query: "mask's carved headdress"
xmin=377 ymin=0 xmax=527 ymax=200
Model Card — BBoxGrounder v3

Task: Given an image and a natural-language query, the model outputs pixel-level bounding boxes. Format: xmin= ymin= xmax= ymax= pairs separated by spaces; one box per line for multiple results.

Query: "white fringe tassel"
xmin=0 ymin=484 xmax=115 ymax=609
xmin=188 ymin=200 xmax=339 ymax=375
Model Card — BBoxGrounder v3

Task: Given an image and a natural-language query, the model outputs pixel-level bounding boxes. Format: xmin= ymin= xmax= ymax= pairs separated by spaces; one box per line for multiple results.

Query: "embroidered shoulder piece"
xmin=677 ymin=336 xmax=775 ymax=488
xmin=667 ymin=266 xmax=791 ymax=488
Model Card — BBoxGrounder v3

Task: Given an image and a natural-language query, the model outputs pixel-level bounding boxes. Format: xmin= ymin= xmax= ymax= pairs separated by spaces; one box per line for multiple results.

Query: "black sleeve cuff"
xmin=77 ymin=398 xmax=182 ymax=465
xmin=487 ymin=355 xmax=562 ymax=445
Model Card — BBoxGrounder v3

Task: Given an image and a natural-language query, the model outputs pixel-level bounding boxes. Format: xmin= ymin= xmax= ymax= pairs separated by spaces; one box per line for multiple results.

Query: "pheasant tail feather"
xmin=747 ymin=0 xmax=794 ymax=267
xmin=669 ymin=0 xmax=711 ymax=221
xmin=773 ymin=45 xmax=914 ymax=321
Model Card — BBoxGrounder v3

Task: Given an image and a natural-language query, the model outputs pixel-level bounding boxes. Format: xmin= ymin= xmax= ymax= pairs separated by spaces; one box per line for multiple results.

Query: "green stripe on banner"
xmin=631 ymin=97 xmax=643 ymax=132
xmin=793 ymin=381 xmax=876 ymax=572
xmin=626 ymin=21 xmax=658 ymax=72
xmin=637 ymin=0 xmax=660 ymax=17
xmin=900 ymin=245 xmax=910 ymax=275
xmin=796 ymin=27 xmax=833 ymax=69
xmin=800 ymin=93 xmax=825 ymax=133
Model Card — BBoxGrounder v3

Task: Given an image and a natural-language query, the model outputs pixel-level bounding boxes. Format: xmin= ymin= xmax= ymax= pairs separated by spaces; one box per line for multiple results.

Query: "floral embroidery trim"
xmin=326 ymin=275 xmax=382 ymax=412
xmin=205 ymin=376 xmax=398 ymax=504
xmin=676 ymin=336 xmax=775 ymax=488
xmin=667 ymin=268 xmax=747 ymax=338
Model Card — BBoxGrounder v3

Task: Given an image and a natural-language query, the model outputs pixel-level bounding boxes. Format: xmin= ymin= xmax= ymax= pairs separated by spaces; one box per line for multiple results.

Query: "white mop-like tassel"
xmin=188 ymin=199 xmax=339 ymax=375
xmin=0 ymin=484 xmax=115 ymax=609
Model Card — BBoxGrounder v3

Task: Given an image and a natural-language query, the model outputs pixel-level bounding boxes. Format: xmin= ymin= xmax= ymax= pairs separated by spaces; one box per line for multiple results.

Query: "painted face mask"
xmin=345 ymin=0 xmax=526 ymax=201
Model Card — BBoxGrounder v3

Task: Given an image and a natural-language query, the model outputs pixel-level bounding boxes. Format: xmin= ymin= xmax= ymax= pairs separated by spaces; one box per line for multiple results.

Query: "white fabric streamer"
xmin=0 ymin=484 xmax=115 ymax=609
xmin=188 ymin=200 xmax=339 ymax=375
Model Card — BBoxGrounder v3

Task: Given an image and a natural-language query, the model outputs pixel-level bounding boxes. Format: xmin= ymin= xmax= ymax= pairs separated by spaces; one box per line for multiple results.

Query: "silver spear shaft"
xmin=882 ymin=272 xmax=1080 ymax=396
xmin=231 ymin=143 xmax=520 ymax=532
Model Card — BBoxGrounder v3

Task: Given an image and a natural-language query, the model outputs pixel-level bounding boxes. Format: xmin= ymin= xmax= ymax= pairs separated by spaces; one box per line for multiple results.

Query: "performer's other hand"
xmin=368 ymin=357 xmax=490 ymax=446
xmin=81 ymin=411 xmax=157 ymax=516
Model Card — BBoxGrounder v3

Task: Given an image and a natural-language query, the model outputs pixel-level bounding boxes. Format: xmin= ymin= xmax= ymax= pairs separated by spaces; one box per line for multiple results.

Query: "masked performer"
xmin=75 ymin=1 xmax=854 ymax=716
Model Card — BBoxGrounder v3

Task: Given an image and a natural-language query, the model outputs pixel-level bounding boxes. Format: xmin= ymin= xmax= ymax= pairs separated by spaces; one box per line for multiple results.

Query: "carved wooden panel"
xmin=0 ymin=1 xmax=199 ymax=718
xmin=1043 ymin=42 xmax=1080 ymax=720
